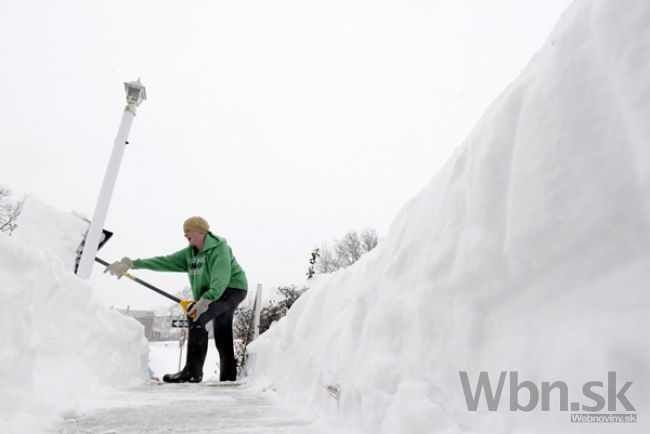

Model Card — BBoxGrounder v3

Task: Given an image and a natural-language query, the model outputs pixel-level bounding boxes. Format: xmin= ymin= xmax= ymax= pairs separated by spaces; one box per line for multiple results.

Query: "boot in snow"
xmin=163 ymin=324 xmax=209 ymax=383
xmin=162 ymin=367 xmax=203 ymax=383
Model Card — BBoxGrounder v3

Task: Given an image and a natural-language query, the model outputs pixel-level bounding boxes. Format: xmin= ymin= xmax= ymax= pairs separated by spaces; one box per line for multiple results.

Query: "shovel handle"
xmin=95 ymin=257 xmax=182 ymax=304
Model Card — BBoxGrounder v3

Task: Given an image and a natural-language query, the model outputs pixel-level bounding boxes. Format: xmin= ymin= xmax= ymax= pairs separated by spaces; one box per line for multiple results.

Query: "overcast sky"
xmin=0 ymin=0 xmax=571 ymax=309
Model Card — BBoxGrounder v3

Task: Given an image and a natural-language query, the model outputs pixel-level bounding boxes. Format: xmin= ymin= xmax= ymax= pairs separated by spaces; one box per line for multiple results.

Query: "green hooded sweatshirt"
xmin=132 ymin=233 xmax=247 ymax=301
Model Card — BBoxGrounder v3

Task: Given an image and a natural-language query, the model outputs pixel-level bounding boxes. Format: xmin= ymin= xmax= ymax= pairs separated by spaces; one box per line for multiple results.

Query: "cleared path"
xmin=56 ymin=382 xmax=331 ymax=434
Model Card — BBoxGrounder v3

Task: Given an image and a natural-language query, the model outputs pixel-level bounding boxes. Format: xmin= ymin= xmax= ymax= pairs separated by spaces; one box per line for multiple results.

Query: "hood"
xmin=202 ymin=232 xmax=224 ymax=252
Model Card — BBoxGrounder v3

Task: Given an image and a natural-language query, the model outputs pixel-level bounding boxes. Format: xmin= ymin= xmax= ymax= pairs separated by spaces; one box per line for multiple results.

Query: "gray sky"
xmin=0 ymin=0 xmax=571 ymax=309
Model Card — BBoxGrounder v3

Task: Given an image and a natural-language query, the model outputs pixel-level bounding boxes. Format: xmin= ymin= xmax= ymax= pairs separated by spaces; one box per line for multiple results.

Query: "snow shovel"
xmin=73 ymin=219 xmax=196 ymax=317
xmin=74 ymin=225 xmax=114 ymax=274
xmin=94 ymin=256 xmax=197 ymax=317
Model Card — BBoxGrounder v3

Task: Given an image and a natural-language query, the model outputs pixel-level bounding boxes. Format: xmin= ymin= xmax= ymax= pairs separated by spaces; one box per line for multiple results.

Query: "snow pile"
xmin=12 ymin=198 xmax=88 ymax=270
xmin=0 ymin=199 xmax=148 ymax=433
xmin=250 ymin=0 xmax=650 ymax=433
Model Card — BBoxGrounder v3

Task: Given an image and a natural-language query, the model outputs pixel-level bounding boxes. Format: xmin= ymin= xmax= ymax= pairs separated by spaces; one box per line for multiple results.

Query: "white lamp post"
xmin=77 ymin=79 xmax=146 ymax=279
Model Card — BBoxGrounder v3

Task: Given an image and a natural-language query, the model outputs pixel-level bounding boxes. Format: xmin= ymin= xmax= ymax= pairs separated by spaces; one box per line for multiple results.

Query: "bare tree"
xmin=360 ymin=228 xmax=378 ymax=253
xmin=315 ymin=242 xmax=340 ymax=274
xmin=336 ymin=231 xmax=363 ymax=268
xmin=311 ymin=228 xmax=379 ymax=275
xmin=0 ymin=186 xmax=25 ymax=235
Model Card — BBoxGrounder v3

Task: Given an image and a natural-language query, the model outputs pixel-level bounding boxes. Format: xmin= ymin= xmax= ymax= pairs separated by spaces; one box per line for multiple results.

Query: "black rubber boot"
xmin=162 ymin=367 xmax=202 ymax=383
xmin=163 ymin=325 xmax=209 ymax=383
xmin=187 ymin=325 xmax=209 ymax=381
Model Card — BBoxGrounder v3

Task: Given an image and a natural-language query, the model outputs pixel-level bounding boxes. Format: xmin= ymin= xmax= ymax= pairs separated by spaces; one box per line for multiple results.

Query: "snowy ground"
xmin=57 ymin=383 xmax=311 ymax=434
xmin=54 ymin=342 xmax=346 ymax=434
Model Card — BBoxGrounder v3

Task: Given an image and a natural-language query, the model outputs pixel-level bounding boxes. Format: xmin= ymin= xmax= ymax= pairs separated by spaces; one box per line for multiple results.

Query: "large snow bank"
xmin=249 ymin=0 xmax=650 ymax=432
xmin=12 ymin=198 xmax=88 ymax=271
xmin=0 ymin=199 xmax=148 ymax=433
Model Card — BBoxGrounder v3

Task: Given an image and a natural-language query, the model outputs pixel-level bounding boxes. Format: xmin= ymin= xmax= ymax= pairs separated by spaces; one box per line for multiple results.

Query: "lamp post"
xmin=77 ymin=79 xmax=146 ymax=279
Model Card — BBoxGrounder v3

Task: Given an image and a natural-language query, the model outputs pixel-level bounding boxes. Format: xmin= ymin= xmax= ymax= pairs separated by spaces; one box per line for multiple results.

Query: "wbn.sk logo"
xmin=459 ymin=371 xmax=637 ymax=423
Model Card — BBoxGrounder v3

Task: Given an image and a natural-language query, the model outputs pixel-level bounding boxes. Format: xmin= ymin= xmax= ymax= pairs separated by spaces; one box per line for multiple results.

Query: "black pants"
xmin=187 ymin=288 xmax=247 ymax=381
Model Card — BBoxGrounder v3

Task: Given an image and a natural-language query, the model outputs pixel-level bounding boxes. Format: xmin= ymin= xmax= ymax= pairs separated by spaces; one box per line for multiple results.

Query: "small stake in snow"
xmin=76 ymin=79 xmax=146 ymax=279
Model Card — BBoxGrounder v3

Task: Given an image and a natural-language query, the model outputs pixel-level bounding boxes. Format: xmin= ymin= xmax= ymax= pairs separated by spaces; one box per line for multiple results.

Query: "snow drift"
xmin=249 ymin=0 xmax=650 ymax=432
xmin=0 ymin=199 xmax=148 ymax=432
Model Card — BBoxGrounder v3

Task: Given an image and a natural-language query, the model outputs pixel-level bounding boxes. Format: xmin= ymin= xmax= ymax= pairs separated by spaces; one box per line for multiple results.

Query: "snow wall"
xmin=0 ymin=199 xmax=148 ymax=432
xmin=249 ymin=0 xmax=650 ymax=433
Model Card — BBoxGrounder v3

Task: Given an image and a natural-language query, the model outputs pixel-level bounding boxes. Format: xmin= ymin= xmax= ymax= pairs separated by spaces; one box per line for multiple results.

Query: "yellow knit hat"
xmin=183 ymin=216 xmax=210 ymax=234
